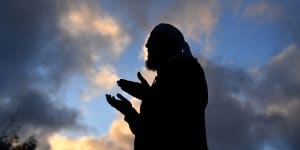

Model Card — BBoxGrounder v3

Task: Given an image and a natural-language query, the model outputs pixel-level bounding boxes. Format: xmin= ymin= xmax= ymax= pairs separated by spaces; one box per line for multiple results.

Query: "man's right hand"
xmin=117 ymin=72 xmax=150 ymax=100
xmin=106 ymin=93 xmax=133 ymax=115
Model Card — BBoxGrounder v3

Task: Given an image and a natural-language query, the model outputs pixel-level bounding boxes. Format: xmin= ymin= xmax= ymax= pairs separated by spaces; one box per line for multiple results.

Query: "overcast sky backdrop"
xmin=1 ymin=0 xmax=299 ymax=150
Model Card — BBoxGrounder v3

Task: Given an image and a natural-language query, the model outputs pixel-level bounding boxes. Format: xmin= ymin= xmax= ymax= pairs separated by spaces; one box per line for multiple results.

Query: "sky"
xmin=0 ymin=0 xmax=299 ymax=150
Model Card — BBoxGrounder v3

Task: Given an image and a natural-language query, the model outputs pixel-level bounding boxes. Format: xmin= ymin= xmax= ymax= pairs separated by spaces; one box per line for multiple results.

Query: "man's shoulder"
xmin=168 ymin=55 xmax=202 ymax=70
xmin=160 ymin=55 xmax=204 ymax=81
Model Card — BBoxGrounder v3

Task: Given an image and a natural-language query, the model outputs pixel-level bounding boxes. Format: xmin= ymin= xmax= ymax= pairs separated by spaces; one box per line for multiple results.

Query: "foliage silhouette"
xmin=0 ymin=115 xmax=37 ymax=150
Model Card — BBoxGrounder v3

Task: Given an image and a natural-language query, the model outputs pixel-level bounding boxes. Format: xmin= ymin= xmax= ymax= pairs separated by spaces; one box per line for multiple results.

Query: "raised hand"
xmin=106 ymin=93 xmax=133 ymax=115
xmin=117 ymin=72 xmax=150 ymax=100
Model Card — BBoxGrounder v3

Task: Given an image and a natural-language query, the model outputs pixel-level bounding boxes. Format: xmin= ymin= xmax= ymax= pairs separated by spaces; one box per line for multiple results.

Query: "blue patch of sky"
xmin=115 ymin=34 xmax=147 ymax=81
xmin=58 ymin=74 xmax=84 ymax=109
xmin=81 ymin=97 xmax=116 ymax=136
xmin=210 ymin=1 xmax=290 ymax=68
xmin=57 ymin=73 xmax=115 ymax=137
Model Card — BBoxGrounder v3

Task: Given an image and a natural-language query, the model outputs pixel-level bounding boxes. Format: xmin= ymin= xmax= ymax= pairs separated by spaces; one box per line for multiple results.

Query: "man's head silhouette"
xmin=145 ymin=23 xmax=189 ymax=71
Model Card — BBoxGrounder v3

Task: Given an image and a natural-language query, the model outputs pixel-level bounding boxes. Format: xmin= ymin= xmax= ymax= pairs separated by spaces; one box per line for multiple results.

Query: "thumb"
xmin=137 ymin=72 xmax=149 ymax=87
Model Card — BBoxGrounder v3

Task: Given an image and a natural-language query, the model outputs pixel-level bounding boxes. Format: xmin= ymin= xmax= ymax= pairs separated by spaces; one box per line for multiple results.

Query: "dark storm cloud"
xmin=250 ymin=45 xmax=300 ymax=149
xmin=0 ymin=0 xmax=128 ymax=142
xmin=203 ymin=59 xmax=262 ymax=150
xmin=202 ymin=1 xmax=300 ymax=149
xmin=203 ymin=44 xmax=300 ymax=150
xmin=0 ymin=0 xmax=89 ymax=146
xmin=0 ymin=0 xmax=57 ymax=95
xmin=0 ymin=89 xmax=81 ymax=150
xmin=242 ymin=1 xmax=300 ymax=148
xmin=0 ymin=0 xmax=122 ymax=93
xmin=0 ymin=89 xmax=78 ymax=134
xmin=0 ymin=0 xmax=131 ymax=147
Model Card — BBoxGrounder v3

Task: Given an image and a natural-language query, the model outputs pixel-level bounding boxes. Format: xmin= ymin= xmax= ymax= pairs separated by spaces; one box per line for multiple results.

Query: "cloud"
xmin=157 ymin=0 xmax=220 ymax=54
xmin=49 ymin=134 xmax=121 ymax=150
xmin=0 ymin=89 xmax=81 ymax=150
xmin=243 ymin=1 xmax=283 ymax=20
xmin=49 ymin=116 xmax=134 ymax=150
xmin=100 ymin=0 xmax=220 ymax=55
xmin=204 ymin=44 xmax=300 ymax=150
xmin=161 ymin=0 xmax=219 ymax=39
xmin=249 ymin=44 xmax=300 ymax=149
xmin=203 ymin=58 xmax=259 ymax=150
xmin=0 ymin=0 xmax=130 ymax=149
xmin=59 ymin=1 xmax=130 ymax=58
xmin=0 ymin=0 xmax=83 ymax=145
xmin=48 ymin=95 xmax=141 ymax=150
xmin=92 ymin=65 xmax=119 ymax=90
xmin=108 ymin=119 xmax=134 ymax=150
xmin=243 ymin=0 xmax=300 ymax=45
xmin=81 ymin=65 xmax=119 ymax=101
xmin=49 ymin=94 xmax=145 ymax=150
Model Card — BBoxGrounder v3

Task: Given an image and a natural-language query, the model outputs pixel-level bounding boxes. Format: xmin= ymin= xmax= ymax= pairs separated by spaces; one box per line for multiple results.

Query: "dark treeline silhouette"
xmin=106 ymin=23 xmax=208 ymax=150
xmin=0 ymin=116 xmax=37 ymax=150
xmin=0 ymin=134 xmax=37 ymax=150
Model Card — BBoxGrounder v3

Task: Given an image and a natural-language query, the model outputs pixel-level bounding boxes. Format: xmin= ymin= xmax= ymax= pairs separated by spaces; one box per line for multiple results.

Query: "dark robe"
xmin=125 ymin=55 xmax=208 ymax=150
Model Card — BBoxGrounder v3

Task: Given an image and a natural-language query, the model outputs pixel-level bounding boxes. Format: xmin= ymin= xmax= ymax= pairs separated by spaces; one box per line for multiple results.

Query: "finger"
xmin=117 ymin=79 xmax=128 ymax=85
xmin=106 ymin=94 xmax=115 ymax=100
xmin=117 ymin=79 xmax=131 ymax=89
xmin=107 ymin=97 xmax=122 ymax=110
xmin=106 ymin=94 xmax=114 ymax=103
xmin=137 ymin=72 xmax=149 ymax=86
xmin=106 ymin=94 xmax=119 ymax=103
xmin=105 ymin=94 xmax=111 ymax=100
xmin=117 ymin=93 xmax=132 ymax=106
xmin=116 ymin=93 xmax=128 ymax=102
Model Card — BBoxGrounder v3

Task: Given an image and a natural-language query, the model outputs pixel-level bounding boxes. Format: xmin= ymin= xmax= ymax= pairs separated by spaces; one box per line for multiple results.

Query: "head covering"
xmin=151 ymin=23 xmax=193 ymax=58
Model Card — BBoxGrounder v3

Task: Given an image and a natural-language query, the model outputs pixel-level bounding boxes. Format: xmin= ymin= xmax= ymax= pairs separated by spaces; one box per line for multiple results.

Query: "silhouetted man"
xmin=106 ymin=23 xmax=208 ymax=150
